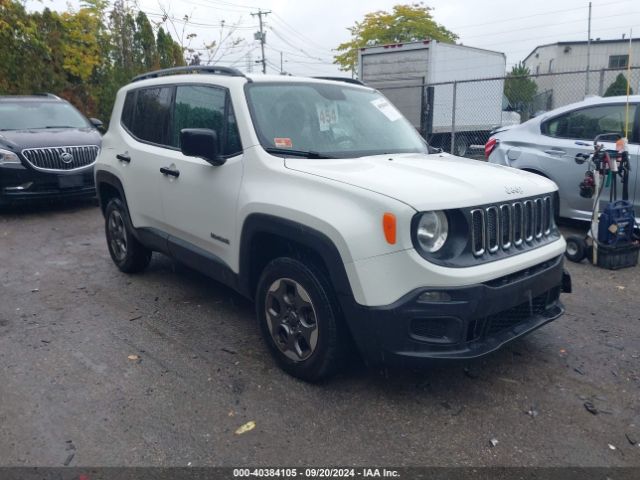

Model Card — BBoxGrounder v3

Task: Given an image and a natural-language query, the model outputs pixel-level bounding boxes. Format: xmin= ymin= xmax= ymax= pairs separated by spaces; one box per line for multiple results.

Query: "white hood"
xmin=285 ymin=153 xmax=557 ymax=211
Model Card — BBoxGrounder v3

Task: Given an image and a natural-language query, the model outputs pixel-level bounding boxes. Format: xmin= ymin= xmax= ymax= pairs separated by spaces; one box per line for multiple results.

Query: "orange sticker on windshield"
xmin=274 ymin=138 xmax=293 ymax=148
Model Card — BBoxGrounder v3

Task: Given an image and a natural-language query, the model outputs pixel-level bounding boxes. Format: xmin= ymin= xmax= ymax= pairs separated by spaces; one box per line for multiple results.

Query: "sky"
xmin=27 ymin=0 xmax=640 ymax=76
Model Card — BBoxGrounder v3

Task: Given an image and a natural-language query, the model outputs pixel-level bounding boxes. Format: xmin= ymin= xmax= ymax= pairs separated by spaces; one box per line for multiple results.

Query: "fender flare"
xmin=95 ymin=170 xmax=128 ymax=216
xmin=95 ymin=170 xmax=148 ymax=242
xmin=238 ymin=213 xmax=354 ymax=303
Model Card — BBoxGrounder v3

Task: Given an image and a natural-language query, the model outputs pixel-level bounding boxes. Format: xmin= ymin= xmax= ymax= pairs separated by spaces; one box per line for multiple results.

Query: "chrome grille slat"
xmin=543 ymin=196 xmax=552 ymax=234
xmin=524 ymin=200 xmax=534 ymax=242
xmin=20 ymin=145 xmax=100 ymax=172
xmin=535 ymin=198 xmax=543 ymax=239
xmin=513 ymin=202 xmax=523 ymax=246
xmin=469 ymin=196 xmax=554 ymax=258
xmin=47 ymin=149 xmax=56 ymax=169
xmin=471 ymin=209 xmax=485 ymax=257
xmin=486 ymin=206 xmax=499 ymax=253
xmin=500 ymin=204 xmax=511 ymax=249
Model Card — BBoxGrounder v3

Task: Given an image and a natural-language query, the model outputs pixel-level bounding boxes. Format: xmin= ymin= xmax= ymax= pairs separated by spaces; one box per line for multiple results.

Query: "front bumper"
xmin=341 ymin=254 xmax=570 ymax=366
xmin=0 ymin=164 xmax=95 ymax=205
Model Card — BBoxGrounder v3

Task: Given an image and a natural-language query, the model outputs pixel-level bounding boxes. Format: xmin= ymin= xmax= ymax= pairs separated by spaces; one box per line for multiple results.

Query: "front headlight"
xmin=416 ymin=211 xmax=449 ymax=253
xmin=0 ymin=148 xmax=21 ymax=165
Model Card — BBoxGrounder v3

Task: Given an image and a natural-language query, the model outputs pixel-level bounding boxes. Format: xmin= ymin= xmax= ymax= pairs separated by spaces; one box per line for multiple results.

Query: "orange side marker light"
xmin=383 ymin=213 xmax=396 ymax=245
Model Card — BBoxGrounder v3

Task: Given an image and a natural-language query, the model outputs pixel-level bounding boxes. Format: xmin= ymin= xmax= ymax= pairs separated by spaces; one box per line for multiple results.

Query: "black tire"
xmin=454 ymin=137 xmax=468 ymax=157
xmin=565 ymin=235 xmax=587 ymax=263
xmin=104 ymin=197 xmax=151 ymax=273
xmin=256 ymin=257 xmax=349 ymax=382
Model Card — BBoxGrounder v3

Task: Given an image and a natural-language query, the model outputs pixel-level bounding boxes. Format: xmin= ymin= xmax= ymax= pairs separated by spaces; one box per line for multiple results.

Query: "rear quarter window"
xmin=121 ymin=91 xmax=135 ymax=131
xmin=126 ymin=86 xmax=174 ymax=145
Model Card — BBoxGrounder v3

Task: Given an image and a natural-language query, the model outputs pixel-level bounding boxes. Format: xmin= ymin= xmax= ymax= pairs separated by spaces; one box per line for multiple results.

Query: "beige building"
xmin=523 ymin=38 xmax=640 ymax=110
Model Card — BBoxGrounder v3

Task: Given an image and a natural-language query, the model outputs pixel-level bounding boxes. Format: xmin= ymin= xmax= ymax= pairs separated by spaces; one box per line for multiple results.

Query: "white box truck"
xmin=358 ymin=40 xmax=520 ymax=156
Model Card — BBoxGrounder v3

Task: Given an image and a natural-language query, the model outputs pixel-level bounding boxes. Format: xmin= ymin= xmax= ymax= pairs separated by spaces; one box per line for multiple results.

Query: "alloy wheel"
xmin=265 ymin=278 xmax=319 ymax=361
xmin=107 ymin=209 xmax=127 ymax=262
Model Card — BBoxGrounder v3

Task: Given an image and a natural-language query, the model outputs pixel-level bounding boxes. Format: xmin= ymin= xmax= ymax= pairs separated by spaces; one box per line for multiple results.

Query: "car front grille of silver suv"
xmin=470 ymin=196 xmax=554 ymax=257
xmin=21 ymin=145 xmax=100 ymax=172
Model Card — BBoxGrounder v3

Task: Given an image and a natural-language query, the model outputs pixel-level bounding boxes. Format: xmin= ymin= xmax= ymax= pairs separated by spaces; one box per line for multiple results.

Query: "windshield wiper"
xmin=44 ymin=125 xmax=76 ymax=129
xmin=265 ymin=147 xmax=334 ymax=159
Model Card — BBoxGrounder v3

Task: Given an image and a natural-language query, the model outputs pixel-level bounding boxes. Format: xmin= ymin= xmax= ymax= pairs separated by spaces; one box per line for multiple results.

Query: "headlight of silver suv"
xmin=415 ymin=210 xmax=448 ymax=253
xmin=0 ymin=148 xmax=22 ymax=165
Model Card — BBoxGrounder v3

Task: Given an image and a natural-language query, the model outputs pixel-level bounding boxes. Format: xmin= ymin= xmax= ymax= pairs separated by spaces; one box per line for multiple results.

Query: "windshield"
xmin=245 ymin=82 xmax=428 ymax=158
xmin=0 ymin=101 xmax=90 ymax=130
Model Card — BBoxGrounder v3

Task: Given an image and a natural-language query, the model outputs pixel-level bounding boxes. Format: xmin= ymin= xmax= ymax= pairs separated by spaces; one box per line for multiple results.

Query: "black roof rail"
xmin=132 ymin=65 xmax=247 ymax=83
xmin=313 ymin=76 xmax=365 ymax=86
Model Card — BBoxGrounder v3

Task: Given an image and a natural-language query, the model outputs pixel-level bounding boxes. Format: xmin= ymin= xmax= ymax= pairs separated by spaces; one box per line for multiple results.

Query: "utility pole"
xmin=251 ymin=9 xmax=271 ymax=74
xmin=586 ymin=1 xmax=592 ymax=95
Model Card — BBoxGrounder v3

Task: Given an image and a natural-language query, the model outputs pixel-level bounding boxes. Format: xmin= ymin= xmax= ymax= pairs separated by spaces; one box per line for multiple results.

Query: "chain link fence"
xmin=369 ymin=67 xmax=640 ymax=159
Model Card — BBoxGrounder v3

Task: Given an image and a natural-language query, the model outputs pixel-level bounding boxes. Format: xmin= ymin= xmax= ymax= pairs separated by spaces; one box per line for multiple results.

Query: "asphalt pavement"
xmin=1 ymin=201 xmax=639 ymax=467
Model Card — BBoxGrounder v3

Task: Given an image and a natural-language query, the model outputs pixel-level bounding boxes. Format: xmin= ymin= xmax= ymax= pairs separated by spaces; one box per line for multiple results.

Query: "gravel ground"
xmin=0 ymin=200 xmax=639 ymax=467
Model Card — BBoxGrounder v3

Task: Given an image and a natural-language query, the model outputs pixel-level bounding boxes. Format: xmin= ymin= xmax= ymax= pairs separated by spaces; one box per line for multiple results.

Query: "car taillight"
xmin=484 ymin=137 xmax=498 ymax=159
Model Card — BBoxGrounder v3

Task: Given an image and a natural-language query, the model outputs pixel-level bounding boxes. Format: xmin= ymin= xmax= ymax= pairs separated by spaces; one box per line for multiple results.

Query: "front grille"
xmin=22 ymin=145 xmax=99 ymax=172
xmin=470 ymin=195 xmax=553 ymax=257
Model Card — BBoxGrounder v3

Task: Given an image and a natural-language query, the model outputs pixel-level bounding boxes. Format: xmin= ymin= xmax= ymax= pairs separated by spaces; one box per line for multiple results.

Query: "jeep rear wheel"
xmin=256 ymin=257 xmax=349 ymax=382
xmin=105 ymin=197 xmax=151 ymax=273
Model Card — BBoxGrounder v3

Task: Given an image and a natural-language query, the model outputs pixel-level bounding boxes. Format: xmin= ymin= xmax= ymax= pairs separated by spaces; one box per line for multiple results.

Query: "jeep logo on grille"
xmin=504 ymin=186 xmax=523 ymax=195
xmin=60 ymin=151 xmax=74 ymax=164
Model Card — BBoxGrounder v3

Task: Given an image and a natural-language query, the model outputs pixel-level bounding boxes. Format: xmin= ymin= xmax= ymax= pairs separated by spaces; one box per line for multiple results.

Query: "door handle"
xmin=544 ymin=149 xmax=566 ymax=156
xmin=160 ymin=166 xmax=180 ymax=178
xmin=116 ymin=153 xmax=131 ymax=163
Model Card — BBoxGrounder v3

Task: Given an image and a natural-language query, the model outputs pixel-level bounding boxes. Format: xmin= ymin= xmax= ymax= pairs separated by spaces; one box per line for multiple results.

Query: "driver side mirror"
xmin=180 ymin=128 xmax=225 ymax=166
xmin=90 ymin=117 xmax=104 ymax=131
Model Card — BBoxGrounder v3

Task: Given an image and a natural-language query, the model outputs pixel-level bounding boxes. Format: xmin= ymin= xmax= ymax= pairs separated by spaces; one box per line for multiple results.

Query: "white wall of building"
xmin=523 ymin=39 xmax=640 ymax=109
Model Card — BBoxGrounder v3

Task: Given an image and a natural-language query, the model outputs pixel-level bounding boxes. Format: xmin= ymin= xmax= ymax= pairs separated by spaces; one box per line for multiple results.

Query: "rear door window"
xmin=542 ymin=104 xmax=636 ymax=141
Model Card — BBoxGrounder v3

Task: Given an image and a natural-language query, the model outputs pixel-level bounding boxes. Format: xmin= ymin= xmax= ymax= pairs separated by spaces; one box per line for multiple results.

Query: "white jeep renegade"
xmin=95 ymin=66 xmax=571 ymax=381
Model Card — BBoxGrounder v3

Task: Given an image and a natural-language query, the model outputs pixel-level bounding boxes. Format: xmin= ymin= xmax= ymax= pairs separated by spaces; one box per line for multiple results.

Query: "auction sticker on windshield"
xmin=371 ymin=98 xmax=402 ymax=122
xmin=316 ymin=102 xmax=339 ymax=132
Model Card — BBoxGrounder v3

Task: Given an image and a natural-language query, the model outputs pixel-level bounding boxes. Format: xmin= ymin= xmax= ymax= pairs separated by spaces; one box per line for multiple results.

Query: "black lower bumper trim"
xmin=340 ymin=255 xmax=569 ymax=366
xmin=0 ymin=187 xmax=95 ymax=205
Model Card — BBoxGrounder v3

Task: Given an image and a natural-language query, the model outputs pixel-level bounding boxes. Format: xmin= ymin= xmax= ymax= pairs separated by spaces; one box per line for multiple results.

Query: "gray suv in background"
xmin=487 ymin=95 xmax=639 ymax=222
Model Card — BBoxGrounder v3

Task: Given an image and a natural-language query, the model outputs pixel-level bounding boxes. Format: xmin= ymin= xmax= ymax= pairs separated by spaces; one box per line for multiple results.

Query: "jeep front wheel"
xmin=104 ymin=197 xmax=152 ymax=273
xmin=256 ymin=257 xmax=348 ymax=382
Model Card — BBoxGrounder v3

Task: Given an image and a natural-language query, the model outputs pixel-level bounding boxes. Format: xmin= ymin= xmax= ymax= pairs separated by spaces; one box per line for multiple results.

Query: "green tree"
xmin=0 ymin=0 xmax=185 ymax=122
xmin=135 ymin=10 xmax=159 ymax=70
xmin=334 ymin=3 xmax=457 ymax=74
xmin=504 ymin=62 xmax=538 ymax=121
xmin=604 ymin=73 xmax=633 ymax=97
xmin=0 ymin=0 xmax=49 ymax=93
xmin=157 ymin=27 xmax=186 ymax=69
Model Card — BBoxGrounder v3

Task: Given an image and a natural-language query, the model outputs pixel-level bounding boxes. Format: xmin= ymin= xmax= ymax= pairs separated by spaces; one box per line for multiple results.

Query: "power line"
xmin=478 ymin=22 xmax=640 ymax=50
xmin=460 ymin=10 xmax=638 ymax=41
xmin=144 ymin=11 xmax=255 ymax=30
xmin=196 ymin=0 xmax=258 ymax=11
xmin=171 ymin=0 xmax=256 ymax=15
xmin=268 ymin=26 xmax=333 ymax=63
xmin=270 ymin=13 xmax=334 ymax=54
xmin=264 ymin=44 xmax=332 ymax=63
xmin=448 ymin=0 xmax=633 ymax=30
